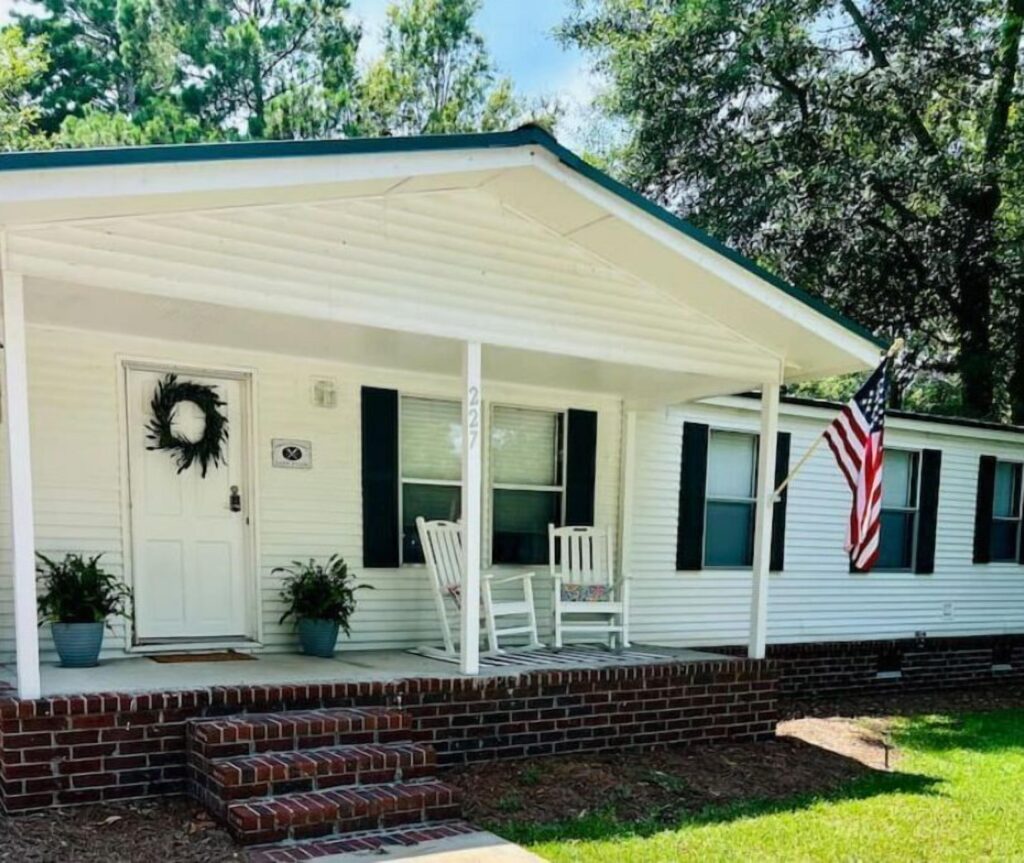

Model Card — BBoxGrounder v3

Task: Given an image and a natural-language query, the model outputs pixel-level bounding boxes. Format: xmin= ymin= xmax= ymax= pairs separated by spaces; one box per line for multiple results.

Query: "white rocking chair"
xmin=549 ymin=524 xmax=630 ymax=649
xmin=416 ymin=517 xmax=543 ymax=655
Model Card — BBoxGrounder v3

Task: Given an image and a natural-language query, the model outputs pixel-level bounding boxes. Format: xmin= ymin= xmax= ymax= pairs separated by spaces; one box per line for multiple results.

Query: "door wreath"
xmin=145 ymin=373 xmax=228 ymax=477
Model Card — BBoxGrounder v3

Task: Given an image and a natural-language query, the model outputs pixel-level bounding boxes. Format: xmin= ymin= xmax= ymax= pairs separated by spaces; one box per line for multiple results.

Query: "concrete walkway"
xmin=313 ymin=831 xmax=547 ymax=862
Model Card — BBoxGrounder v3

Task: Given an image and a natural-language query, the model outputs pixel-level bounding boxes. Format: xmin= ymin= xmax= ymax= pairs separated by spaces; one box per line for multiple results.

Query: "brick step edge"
xmin=205 ymin=742 xmax=438 ymax=802
xmin=188 ymin=707 xmax=412 ymax=759
xmin=246 ymin=819 xmax=480 ymax=863
xmin=226 ymin=780 xmax=462 ymax=845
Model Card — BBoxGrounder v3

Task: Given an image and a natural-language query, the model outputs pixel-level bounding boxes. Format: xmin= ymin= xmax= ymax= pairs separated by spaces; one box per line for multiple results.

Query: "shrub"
xmin=275 ymin=555 xmax=370 ymax=635
xmin=36 ymin=553 xmax=133 ymax=626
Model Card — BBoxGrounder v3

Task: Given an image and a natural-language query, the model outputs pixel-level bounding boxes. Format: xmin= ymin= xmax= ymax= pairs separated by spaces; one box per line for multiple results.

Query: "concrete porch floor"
xmin=0 ymin=645 xmax=727 ymax=698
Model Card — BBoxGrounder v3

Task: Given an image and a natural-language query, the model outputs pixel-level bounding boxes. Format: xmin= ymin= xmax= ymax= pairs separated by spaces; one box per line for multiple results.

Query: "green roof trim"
xmin=0 ymin=125 xmax=885 ymax=349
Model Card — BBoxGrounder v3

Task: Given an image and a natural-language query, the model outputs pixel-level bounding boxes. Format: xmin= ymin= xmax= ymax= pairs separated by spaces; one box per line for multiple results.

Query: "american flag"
xmin=823 ymin=359 xmax=891 ymax=572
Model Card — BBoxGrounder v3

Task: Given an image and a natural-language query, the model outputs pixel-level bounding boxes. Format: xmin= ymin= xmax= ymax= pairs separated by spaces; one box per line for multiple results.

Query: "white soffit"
xmin=490 ymin=159 xmax=881 ymax=380
xmin=0 ymin=131 xmax=882 ymax=386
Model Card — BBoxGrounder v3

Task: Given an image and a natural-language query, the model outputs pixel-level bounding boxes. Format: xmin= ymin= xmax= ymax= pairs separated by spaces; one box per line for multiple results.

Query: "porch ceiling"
xmin=0 ymin=130 xmax=883 ymax=398
xmin=24 ymin=279 xmax=747 ymax=405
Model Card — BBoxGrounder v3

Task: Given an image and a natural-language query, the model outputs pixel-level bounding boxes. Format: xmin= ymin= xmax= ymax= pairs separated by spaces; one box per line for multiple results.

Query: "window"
xmin=400 ymin=396 xmax=461 ymax=563
xmin=877 ymin=449 xmax=919 ymax=570
xmin=490 ymin=405 xmax=565 ymax=565
xmin=990 ymin=460 xmax=1022 ymax=562
xmin=704 ymin=430 xmax=757 ymax=568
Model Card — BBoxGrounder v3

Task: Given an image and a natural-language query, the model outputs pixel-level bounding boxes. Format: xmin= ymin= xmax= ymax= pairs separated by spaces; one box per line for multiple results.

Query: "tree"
xmin=562 ymin=0 xmax=1024 ymax=420
xmin=15 ymin=0 xmax=363 ymax=142
xmin=17 ymin=0 xmax=177 ymax=135
xmin=170 ymin=0 xmax=362 ymax=139
xmin=0 ymin=27 xmax=50 ymax=149
xmin=358 ymin=0 xmax=531 ymax=135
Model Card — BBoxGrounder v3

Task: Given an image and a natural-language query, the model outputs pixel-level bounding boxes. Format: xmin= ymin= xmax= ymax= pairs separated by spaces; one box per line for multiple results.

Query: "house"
xmin=635 ymin=393 xmax=1024 ymax=695
xmin=0 ymin=127 xmax=1014 ymax=842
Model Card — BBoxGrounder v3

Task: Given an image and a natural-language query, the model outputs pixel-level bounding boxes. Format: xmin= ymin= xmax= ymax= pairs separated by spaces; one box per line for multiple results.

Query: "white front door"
xmin=126 ymin=366 xmax=252 ymax=642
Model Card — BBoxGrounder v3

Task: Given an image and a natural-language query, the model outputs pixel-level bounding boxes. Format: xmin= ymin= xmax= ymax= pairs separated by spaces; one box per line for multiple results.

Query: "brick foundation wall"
xmin=713 ymin=634 xmax=1024 ymax=697
xmin=0 ymin=657 xmax=776 ymax=813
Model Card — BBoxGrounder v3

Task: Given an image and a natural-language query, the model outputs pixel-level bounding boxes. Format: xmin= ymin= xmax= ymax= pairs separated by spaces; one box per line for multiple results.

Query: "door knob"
xmin=229 ymin=485 xmax=242 ymax=512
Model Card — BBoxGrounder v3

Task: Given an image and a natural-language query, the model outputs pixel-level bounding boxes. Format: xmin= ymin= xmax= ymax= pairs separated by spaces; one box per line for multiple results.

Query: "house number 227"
xmin=467 ymin=386 xmax=480 ymax=450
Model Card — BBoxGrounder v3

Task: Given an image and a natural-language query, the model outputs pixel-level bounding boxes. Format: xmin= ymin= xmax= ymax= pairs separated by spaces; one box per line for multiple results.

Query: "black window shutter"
xmin=564 ymin=409 xmax=598 ymax=526
xmin=770 ymin=432 xmax=791 ymax=572
xmin=915 ymin=449 xmax=942 ymax=574
xmin=361 ymin=387 xmax=400 ymax=568
xmin=973 ymin=455 xmax=997 ymax=564
xmin=676 ymin=422 xmax=709 ymax=571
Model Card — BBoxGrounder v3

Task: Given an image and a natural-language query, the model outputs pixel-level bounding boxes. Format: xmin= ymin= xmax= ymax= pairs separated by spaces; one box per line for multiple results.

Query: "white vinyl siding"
xmin=0 ymin=324 xmax=622 ymax=663
xmin=6 ymin=327 xmax=1024 ymax=665
xmin=628 ymin=399 xmax=1024 ymax=648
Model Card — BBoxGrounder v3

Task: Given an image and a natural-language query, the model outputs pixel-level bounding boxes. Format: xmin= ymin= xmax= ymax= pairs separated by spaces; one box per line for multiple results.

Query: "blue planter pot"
xmin=298 ymin=618 xmax=340 ymax=658
xmin=51 ymin=622 xmax=105 ymax=668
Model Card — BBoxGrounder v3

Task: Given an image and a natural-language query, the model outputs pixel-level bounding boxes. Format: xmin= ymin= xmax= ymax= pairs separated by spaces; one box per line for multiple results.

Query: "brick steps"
xmin=186 ymin=707 xmax=462 ymax=847
xmin=190 ymin=707 xmax=412 ymax=759
xmin=227 ymin=780 xmax=462 ymax=845
xmin=209 ymin=742 xmax=437 ymax=801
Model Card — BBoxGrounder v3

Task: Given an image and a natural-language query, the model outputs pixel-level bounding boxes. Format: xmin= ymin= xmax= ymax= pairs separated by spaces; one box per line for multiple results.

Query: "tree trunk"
xmin=1010 ymin=293 xmax=1024 ymax=424
xmin=953 ymin=190 xmax=1000 ymax=419
xmin=955 ymin=271 xmax=995 ymax=419
xmin=250 ymin=49 xmax=265 ymax=139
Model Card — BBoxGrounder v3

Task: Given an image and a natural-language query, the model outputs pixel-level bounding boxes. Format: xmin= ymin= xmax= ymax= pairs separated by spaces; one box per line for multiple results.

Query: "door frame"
xmin=116 ymin=355 xmax=262 ymax=652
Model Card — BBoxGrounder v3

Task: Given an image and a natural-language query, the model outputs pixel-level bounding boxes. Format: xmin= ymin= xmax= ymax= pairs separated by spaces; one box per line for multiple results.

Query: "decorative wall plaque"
xmin=272 ymin=438 xmax=312 ymax=469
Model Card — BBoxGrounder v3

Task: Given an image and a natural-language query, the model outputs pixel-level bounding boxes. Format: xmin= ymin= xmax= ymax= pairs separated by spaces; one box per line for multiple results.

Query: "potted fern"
xmin=276 ymin=555 xmax=370 ymax=658
xmin=36 ymin=553 xmax=133 ymax=668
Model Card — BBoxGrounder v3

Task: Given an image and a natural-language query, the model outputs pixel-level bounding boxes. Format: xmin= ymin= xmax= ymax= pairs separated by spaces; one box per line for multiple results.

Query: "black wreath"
xmin=145 ymin=373 xmax=228 ymax=477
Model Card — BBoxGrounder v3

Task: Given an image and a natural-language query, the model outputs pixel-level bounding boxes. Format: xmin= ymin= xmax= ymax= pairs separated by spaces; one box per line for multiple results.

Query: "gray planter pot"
xmin=297 ymin=618 xmax=340 ymax=658
xmin=51 ymin=621 xmax=104 ymax=668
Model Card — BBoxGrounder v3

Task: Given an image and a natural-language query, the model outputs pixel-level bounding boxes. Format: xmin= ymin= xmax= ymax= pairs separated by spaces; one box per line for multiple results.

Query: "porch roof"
xmin=0 ymin=125 xmax=882 ymax=399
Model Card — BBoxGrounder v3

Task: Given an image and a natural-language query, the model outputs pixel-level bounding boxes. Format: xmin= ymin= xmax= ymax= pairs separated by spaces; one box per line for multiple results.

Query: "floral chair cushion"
xmin=560 ymin=582 xmax=610 ymax=602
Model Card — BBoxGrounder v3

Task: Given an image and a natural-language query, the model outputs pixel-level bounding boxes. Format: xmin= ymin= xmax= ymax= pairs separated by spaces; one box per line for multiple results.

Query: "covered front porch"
xmin=0 ymin=643 xmax=727 ymax=698
xmin=0 ymin=128 xmax=882 ymax=702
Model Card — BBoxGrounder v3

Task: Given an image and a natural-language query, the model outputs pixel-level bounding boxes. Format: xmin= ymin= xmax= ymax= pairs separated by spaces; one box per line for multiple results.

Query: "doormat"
xmin=149 ymin=650 xmax=257 ymax=664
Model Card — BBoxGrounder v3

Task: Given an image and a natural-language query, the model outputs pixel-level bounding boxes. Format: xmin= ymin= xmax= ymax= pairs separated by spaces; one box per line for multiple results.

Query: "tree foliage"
xmin=167 ymin=0 xmax=362 ymax=139
xmin=18 ymin=0 xmax=177 ymax=134
xmin=10 ymin=0 xmax=538 ymax=145
xmin=0 ymin=26 xmax=49 ymax=150
xmin=562 ymin=0 xmax=1024 ymax=420
xmin=358 ymin=0 xmax=548 ymax=135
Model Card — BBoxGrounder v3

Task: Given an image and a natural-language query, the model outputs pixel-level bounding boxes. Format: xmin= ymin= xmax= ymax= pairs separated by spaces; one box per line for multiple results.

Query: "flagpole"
xmin=772 ymin=338 xmax=905 ymax=500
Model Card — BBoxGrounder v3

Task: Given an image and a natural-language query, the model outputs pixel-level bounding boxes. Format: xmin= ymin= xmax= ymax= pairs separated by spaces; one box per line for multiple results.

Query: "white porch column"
xmin=617 ymin=411 xmax=637 ymax=569
xmin=1 ymin=270 xmax=41 ymax=699
xmin=617 ymin=410 xmax=638 ymax=646
xmin=748 ymin=381 xmax=780 ymax=660
xmin=459 ymin=341 xmax=482 ymax=674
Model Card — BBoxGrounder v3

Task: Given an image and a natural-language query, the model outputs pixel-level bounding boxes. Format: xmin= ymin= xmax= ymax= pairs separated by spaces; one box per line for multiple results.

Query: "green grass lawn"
xmin=499 ymin=710 xmax=1024 ymax=862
